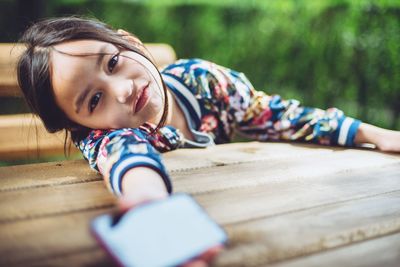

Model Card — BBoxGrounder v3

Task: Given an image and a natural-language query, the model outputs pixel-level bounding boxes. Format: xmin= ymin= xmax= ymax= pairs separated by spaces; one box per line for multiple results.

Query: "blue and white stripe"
xmin=109 ymin=154 xmax=172 ymax=196
xmin=337 ymin=117 xmax=361 ymax=146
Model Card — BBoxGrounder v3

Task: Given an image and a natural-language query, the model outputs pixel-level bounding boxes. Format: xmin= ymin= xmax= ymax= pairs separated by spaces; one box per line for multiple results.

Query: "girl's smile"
xmin=134 ymin=81 xmax=151 ymax=113
xmin=50 ymin=39 xmax=165 ymax=130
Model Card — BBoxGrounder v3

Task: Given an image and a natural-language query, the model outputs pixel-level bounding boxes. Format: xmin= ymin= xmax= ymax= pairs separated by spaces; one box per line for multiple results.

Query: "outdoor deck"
xmin=0 ymin=142 xmax=399 ymax=267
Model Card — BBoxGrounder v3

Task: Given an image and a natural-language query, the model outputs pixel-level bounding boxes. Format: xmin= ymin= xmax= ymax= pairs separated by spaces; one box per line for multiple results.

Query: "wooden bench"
xmin=0 ymin=142 xmax=399 ymax=266
xmin=0 ymin=43 xmax=176 ymax=160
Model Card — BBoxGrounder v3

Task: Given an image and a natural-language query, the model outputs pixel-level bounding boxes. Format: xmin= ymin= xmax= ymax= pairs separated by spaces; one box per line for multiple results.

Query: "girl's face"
xmin=50 ymin=40 xmax=165 ymax=130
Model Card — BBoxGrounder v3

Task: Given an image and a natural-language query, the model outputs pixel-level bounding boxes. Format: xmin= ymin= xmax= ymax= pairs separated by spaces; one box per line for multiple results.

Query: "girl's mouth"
xmin=134 ymin=82 xmax=150 ymax=113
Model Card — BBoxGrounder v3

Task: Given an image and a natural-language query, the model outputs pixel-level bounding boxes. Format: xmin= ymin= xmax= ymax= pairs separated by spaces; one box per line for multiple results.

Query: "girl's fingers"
xmin=198 ymin=245 xmax=224 ymax=262
xmin=117 ymin=195 xmax=138 ymax=212
xmin=181 ymin=245 xmax=224 ymax=267
xmin=181 ymin=259 xmax=208 ymax=267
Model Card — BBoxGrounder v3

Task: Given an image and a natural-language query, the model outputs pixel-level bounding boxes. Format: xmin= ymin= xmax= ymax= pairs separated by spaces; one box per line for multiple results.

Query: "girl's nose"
xmin=115 ymin=80 xmax=134 ymax=104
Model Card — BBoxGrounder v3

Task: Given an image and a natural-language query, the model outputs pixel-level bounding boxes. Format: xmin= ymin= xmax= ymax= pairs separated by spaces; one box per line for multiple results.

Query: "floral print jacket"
xmin=76 ymin=59 xmax=361 ymax=196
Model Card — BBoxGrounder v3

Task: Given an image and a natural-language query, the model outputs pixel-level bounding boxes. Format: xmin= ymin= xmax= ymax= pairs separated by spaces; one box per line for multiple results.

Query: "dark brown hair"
xmin=17 ymin=17 xmax=169 ymax=144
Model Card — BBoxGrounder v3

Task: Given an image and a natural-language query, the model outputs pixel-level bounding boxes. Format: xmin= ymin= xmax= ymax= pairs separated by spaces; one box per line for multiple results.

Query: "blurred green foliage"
xmin=1 ymin=0 xmax=399 ymax=131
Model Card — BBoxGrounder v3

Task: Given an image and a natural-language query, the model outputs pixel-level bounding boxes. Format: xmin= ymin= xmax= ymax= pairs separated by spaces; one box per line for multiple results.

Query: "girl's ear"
xmin=117 ymin=29 xmax=143 ymax=45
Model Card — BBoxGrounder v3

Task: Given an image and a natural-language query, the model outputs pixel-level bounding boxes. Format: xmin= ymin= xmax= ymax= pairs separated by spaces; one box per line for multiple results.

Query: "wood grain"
xmin=0 ymin=209 xmax=108 ymax=266
xmin=0 ymin=146 xmax=398 ymax=223
xmin=268 ymin=232 xmax=400 ymax=267
xmin=0 ymin=160 xmax=99 ymax=192
xmin=214 ymin=192 xmax=400 ymax=267
xmin=0 ymin=114 xmax=79 ymax=160
xmin=1 ymin=191 xmax=399 ymax=266
xmin=0 ymin=142 xmax=335 ymax=190
xmin=0 ymin=143 xmax=399 ymax=266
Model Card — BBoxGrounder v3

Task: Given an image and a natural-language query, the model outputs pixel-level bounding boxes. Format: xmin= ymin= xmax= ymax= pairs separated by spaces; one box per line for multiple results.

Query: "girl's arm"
xmin=118 ymin=167 xmax=169 ymax=211
xmin=75 ymin=127 xmax=173 ymax=197
xmin=354 ymin=123 xmax=400 ymax=152
xmin=164 ymin=59 xmax=400 ymax=153
xmin=76 ymin=124 xmax=219 ymax=266
xmin=108 ymin=155 xmax=220 ymax=267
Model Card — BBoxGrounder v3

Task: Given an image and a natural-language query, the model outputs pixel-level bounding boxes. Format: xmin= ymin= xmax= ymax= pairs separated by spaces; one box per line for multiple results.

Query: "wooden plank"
xmin=0 ymin=160 xmax=100 ymax=192
xmin=171 ymin=148 xmax=399 ymax=194
xmin=268 ymin=232 xmax=400 ymax=267
xmin=163 ymin=142 xmax=336 ymax=171
xmin=0 ymin=209 xmax=109 ymax=266
xmin=0 ymin=143 xmax=399 ymax=265
xmin=146 ymin=43 xmax=177 ymax=68
xmin=23 ymin=249 xmax=112 ymax=267
xmin=214 ymin=192 xmax=400 ymax=267
xmin=0 ymin=114 xmax=80 ymax=160
xmin=1 ymin=190 xmax=399 ymax=266
xmin=192 ymin=162 xmax=400 ymax=225
xmin=24 ymin=223 xmax=400 ymax=267
xmin=0 ymin=142 xmax=335 ymax=191
xmin=0 ymin=149 xmax=398 ymax=223
xmin=1 ymin=142 xmax=397 ymax=191
xmin=0 ymin=44 xmax=24 ymax=97
xmin=0 ymin=43 xmax=176 ymax=97
xmin=0 ymin=181 xmax=115 ymax=223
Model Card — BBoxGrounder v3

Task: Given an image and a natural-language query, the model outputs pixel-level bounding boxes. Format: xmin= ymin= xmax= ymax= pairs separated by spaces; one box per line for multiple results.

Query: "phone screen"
xmin=91 ymin=194 xmax=227 ymax=267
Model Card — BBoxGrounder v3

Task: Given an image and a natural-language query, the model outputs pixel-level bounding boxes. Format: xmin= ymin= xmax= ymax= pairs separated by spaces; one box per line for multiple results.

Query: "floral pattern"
xmin=76 ymin=58 xmax=361 ymax=196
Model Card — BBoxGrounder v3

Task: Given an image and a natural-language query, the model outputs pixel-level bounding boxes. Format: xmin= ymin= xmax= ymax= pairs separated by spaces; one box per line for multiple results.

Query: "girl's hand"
xmin=181 ymin=245 xmax=224 ymax=267
xmin=355 ymin=123 xmax=400 ymax=153
xmin=118 ymin=195 xmax=224 ymax=267
xmin=119 ymin=167 xmax=224 ymax=267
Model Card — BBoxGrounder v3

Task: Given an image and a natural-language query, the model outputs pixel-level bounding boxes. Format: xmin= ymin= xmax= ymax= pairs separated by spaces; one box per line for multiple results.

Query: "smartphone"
xmin=90 ymin=193 xmax=227 ymax=267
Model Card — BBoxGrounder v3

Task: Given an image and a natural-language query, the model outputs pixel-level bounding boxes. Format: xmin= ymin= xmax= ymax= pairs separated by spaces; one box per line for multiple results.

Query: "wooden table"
xmin=0 ymin=142 xmax=399 ymax=267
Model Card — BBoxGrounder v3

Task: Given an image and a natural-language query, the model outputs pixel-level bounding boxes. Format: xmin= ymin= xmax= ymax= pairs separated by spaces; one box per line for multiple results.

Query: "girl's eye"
xmin=108 ymin=53 xmax=119 ymax=73
xmin=89 ymin=92 xmax=102 ymax=113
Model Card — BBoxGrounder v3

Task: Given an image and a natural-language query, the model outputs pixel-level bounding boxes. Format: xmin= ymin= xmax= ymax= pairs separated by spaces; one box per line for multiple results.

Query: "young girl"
xmin=17 ymin=17 xmax=400 ymax=266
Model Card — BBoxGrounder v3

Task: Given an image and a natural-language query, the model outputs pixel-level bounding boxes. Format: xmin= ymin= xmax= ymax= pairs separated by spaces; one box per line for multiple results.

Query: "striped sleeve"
xmin=76 ymin=128 xmax=172 ymax=197
xmin=332 ymin=116 xmax=361 ymax=146
xmin=230 ymin=87 xmax=362 ymax=147
xmin=162 ymin=58 xmax=362 ymax=147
